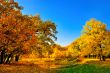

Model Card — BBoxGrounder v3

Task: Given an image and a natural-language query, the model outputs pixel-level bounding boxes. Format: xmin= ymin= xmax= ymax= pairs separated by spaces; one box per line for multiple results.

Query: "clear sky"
xmin=15 ymin=0 xmax=110 ymax=46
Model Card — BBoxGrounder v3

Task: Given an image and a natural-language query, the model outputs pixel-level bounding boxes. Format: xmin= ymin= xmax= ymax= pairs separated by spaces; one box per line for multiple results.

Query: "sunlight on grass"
xmin=51 ymin=64 xmax=110 ymax=73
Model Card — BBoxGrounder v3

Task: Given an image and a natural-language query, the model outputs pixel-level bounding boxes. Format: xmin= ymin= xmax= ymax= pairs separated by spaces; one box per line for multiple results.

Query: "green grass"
xmin=49 ymin=63 xmax=110 ymax=73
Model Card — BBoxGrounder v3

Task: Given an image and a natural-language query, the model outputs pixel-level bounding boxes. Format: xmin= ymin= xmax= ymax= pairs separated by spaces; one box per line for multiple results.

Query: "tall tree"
xmin=81 ymin=19 xmax=109 ymax=61
xmin=30 ymin=15 xmax=57 ymax=57
xmin=0 ymin=1 xmax=57 ymax=63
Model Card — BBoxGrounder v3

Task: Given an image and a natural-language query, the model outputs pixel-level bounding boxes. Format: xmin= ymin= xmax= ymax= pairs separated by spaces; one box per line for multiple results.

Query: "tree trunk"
xmin=99 ymin=54 xmax=106 ymax=61
xmin=6 ymin=53 xmax=12 ymax=64
xmin=0 ymin=50 xmax=5 ymax=64
xmin=99 ymin=47 xmax=103 ymax=61
xmin=102 ymin=55 xmax=105 ymax=61
xmin=15 ymin=55 xmax=19 ymax=62
xmin=99 ymin=55 xmax=102 ymax=61
xmin=88 ymin=54 xmax=90 ymax=58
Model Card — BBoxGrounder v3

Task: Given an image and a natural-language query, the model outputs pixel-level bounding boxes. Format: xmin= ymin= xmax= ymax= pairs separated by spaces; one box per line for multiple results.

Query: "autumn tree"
xmin=29 ymin=15 xmax=57 ymax=58
xmin=69 ymin=19 xmax=110 ymax=61
xmin=0 ymin=1 xmax=25 ymax=63
xmin=0 ymin=1 xmax=57 ymax=64
xmin=67 ymin=40 xmax=81 ymax=58
xmin=81 ymin=19 xmax=110 ymax=61
xmin=0 ymin=2 xmax=38 ymax=63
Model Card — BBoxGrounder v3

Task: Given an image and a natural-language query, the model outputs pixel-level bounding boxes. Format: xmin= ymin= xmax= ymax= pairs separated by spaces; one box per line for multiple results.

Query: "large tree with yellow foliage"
xmin=81 ymin=19 xmax=110 ymax=61
xmin=68 ymin=19 xmax=110 ymax=61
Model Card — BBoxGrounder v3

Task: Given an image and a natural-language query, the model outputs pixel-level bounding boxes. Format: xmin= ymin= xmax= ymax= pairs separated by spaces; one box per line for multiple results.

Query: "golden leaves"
xmin=72 ymin=18 xmax=110 ymax=57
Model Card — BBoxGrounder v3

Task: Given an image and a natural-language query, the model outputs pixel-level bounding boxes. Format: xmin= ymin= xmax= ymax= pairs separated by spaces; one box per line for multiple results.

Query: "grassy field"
xmin=0 ymin=59 xmax=110 ymax=73
xmin=50 ymin=60 xmax=110 ymax=73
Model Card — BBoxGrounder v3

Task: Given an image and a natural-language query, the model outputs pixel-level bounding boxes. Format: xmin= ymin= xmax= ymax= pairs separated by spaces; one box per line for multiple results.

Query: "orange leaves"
xmin=0 ymin=1 xmax=57 ymax=58
xmin=0 ymin=1 xmax=30 ymax=54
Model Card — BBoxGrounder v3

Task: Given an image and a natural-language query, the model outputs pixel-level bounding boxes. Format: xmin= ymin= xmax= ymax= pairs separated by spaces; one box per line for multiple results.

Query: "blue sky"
xmin=15 ymin=0 xmax=110 ymax=46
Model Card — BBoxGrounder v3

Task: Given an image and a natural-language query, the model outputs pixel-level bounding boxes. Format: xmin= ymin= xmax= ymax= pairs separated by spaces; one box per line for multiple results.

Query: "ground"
xmin=0 ymin=58 xmax=110 ymax=73
xmin=51 ymin=59 xmax=110 ymax=73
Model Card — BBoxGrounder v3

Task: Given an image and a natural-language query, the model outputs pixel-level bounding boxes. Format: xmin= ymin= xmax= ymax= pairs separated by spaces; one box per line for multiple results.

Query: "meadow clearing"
xmin=0 ymin=58 xmax=110 ymax=73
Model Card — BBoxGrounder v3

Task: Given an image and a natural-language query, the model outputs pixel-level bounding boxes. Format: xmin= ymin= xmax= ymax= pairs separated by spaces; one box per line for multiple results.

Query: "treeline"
xmin=0 ymin=1 xmax=57 ymax=64
xmin=42 ymin=19 xmax=110 ymax=62
xmin=44 ymin=19 xmax=110 ymax=62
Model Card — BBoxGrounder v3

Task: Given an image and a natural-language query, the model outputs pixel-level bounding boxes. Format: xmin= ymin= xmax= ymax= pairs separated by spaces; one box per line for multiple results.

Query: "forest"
xmin=0 ymin=0 xmax=110 ymax=73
